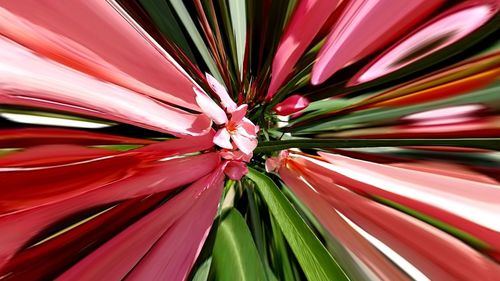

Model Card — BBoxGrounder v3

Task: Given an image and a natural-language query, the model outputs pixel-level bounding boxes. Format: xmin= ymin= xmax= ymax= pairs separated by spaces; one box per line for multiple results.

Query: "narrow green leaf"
xmin=282 ymin=0 xmax=299 ymax=29
xmin=216 ymin=0 xmax=239 ymax=86
xmin=269 ymin=213 xmax=296 ymax=281
xmin=210 ymin=208 xmax=267 ymax=281
xmin=282 ymin=185 xmax=375 ymax=281
xmin=246 ymin=189 xmax=267 ymax=262
xmin=289 ymin=95 xmax=369 ymax=125
xmin=91 ymin=144 xmax=143 ymax=151
xmin=169 ymin=0 xmax=223 ymax=82
xmin=0 ymin=148 xmax=20 ymax=157
xmin=228 ymin=0 xmax=246 ymax=78
xmin=138 ymin=0 xmax=198 ymax=63
xmin=254 ymin=138 xmax=500 ymax=153
xmin=293 ymin=82 xmax=500 ymax=133
xmin=375 ymin=196 xmax=489 ymax=250
xmin=246 ymin=168 xmax=349 ymax=281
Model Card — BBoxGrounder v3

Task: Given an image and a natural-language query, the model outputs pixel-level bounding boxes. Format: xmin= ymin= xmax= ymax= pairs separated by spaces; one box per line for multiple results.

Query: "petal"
xmin=265 ymin=157 xmax=279 ymax=173
xmin=224 ymin=161 xmax=248 ymax=180
xmin=0 ymin=194 xmax=168 ymax=280
xmin=348 ymin=1 xmax=498 ymax=86
xmin=0 ymin=37 xmax=211 ymax=136
xmin=230 ymin=104 xmax=248 ymax=124
xmin=0 ymin=152 xmax=219 ymax=269
xmin=312 ymin=0 xmax=444 ymax=85
xmin=287 ymin=155 xmax=500 ymax=279
xmin=126 ymin=171 xmax=224 ymax=280
xmin=231 ymin=134 xmax=257 ymax=155
xmin=317 ymin=151 xmax=500 ymax=249
xmin=241 ymin=152 xmax=253 ymax=163
xmin=266 ymin=0 xmax=343 ymax=98
xmin=194 ymin=87 xmax=228 ymax=125
xmin=0 ymin=128 xmax=156 ymax=148
xmin=213 ymin=128 xmax=233 ymax=149
xmin=360 ymin=54 xmax=500 ymax=109
xmin=0 ymin=1 xmax=202 ymax=110
xmin=239 ymin=118 xmax=258 ymax=138
xmin=274 ymin=94 xmax=310 ymax=116
xmin=220 ymin=150 xmax=253 ymax=162
xmin=0 ymin=144 xmax=117 ymax=168
xmin=138 ymin=131 xmax=216 ymax=154
xmin=205 ymin=73 xmax=237 ymax=112
xmin=219 ymin=149 xmax=235 ymax=160
xmin=57 ymin=168 xmax=224 ymax=281
xmin=279 ymin=167 xmax=407 ymax=280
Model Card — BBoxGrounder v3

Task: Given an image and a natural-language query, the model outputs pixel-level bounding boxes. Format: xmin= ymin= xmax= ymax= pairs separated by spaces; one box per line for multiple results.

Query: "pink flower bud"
xmin=273 ymin=94 xmax=309 ymax=116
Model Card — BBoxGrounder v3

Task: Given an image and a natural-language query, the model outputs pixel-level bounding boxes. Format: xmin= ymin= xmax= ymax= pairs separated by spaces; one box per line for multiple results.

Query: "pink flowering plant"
xmin=1 ymin=1 xmax=499 ymax=280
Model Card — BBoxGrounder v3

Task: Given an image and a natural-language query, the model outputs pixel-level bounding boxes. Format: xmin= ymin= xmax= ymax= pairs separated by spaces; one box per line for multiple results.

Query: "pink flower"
xmin=220 ymin=149 xmax=253 ymax=163
xmin=265 ymin=150 xmax=289 ymax=172
xmin=194 ymin=73 xmax=258 ymax=156
xmin=193 ymin=73 xmax=258 ymax=180
xmin=223 ymin=161 xmax=249 ymax=180
xmin=220 ymin=149 xmax=252 ymax=180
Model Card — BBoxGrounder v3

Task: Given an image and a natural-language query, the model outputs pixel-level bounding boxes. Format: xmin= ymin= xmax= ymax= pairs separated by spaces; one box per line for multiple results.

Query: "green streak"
xmin=375 ymin=196 xmax=489 ymax=250
xmin=229 ymin=0 xmax=246 ymax=77
xmin=255 ymin=138 xmax=500 ymax=153
xmin=169 ymin=0 xmax=223 ymax=82
xmin=91 ymin=144 xmax=143 ymax=151
xmin=0 ymin=148 xmax=21 ymax=157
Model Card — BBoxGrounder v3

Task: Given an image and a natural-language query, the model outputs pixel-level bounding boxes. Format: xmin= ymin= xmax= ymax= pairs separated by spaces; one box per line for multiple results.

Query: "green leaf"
xmin=210 ymin=208 xmax=267 ymax=281
xmin=246 ymin=168 xmax=348 ymax=281
xmin=289 ymin=95 xmax=369 ymax=125
xmin=293 ymin=82 xmax=500 ymax=133
xmin=91 ymin=144 xmax=143 ymax=151
xmin=169 ymin=0 xmax=223 ymax=82
xmin=228 ymin=0 xmax=246 ymax=78
xmin=138 ymin=0 xmax=198 ymax=64
xmin=245 ymin=187 xmax=291 ymax=281
xmin=254 ymin=138 xmax=500 ymax=153
xmin=375 ymin=196 xmax=489 ymax=250
xmin=268 ymin=212 xmax=297 ymax=281
xmin=282 ymin=185 xmax=374 ymax=281
xmin=0 ymin=148 xmax=20 ymax=157
xmin=191 ymin=258 xmax=212 ymax=281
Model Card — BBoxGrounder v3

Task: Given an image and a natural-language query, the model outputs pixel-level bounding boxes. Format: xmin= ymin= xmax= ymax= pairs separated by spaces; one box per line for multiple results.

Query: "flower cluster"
xmin=194 ymin=74 xmax=259 ymax=180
